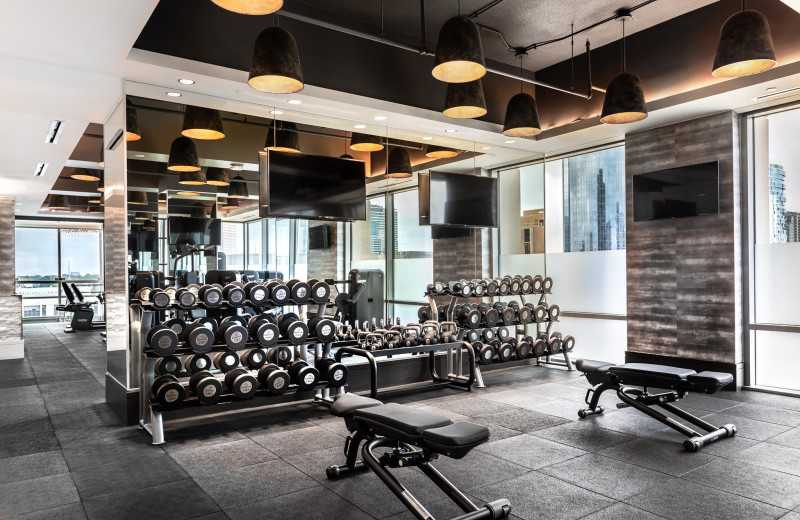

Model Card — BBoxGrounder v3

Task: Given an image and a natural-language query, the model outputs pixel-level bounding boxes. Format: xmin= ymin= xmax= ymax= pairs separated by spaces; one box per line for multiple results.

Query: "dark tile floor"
xmin=2 ymin=323 xmax=800 ymax=520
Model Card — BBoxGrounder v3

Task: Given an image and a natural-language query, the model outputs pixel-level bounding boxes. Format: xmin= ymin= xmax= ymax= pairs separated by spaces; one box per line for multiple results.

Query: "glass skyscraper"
xmin=769 ymin=162 xmax=787 ymax=243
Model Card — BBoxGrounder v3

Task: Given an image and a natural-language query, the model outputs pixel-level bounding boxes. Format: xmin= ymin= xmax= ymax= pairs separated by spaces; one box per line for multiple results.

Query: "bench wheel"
xmin=578 ymin=405 xmax=603 ymax=418
xmin=326 ymin=465 xmax=340 ymax=480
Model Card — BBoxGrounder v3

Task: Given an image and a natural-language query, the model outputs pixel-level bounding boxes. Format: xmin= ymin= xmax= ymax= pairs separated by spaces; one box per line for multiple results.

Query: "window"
xmin=15 ymin=228 xmax=59 ymax=281
xmin=60 ymin=229 xmax=102 ymax=279
xmin=220 ymin=222 xmax=244 ymax=270
xmin=294 ymin=219 xmax=309 ymax=280
xmin=392 ymin=190 xmax=432 ymax=302
xmin=352 ymin=197 xmax=386 ymax=270
xmin=247 ymin=220 xmax=263 ymax=270
xmin=267 ymin=219 xmax=291 ymax=280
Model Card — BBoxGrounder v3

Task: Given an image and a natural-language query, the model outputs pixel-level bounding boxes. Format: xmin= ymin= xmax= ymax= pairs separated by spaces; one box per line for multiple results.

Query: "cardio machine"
xmin=57 ymin=282 xmax=106 ymax=333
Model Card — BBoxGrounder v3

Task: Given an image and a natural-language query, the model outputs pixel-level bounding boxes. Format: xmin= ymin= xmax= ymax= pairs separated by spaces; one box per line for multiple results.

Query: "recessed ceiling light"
xmin=505 ymin=140 xmax=516 ymax=144
xmin=445 ymin=129 xmax=457 ymax=133
xmin=178 ymin=79 xmax=195 ymax=85
xmin=270 ymin=110 xmax=283 ymax=115
xmin=354 ymin=124 xmax=367 ymax=129
xmin=766 ymin=86 xmax=777 ymax=92
xmin=287 ymin=99 xmax=302 ymax=105
xmin=373 ymin=115 xmax=387 ymax=121
xmin=166 ymin=91 xmax=182 ymax=97
xmin=423 ymin=136 xmax=433 ymax=141
xmin=481 ymin=146 xmax=491 ymax=150
xmin=134 ymin=154 xmax=145 ymax=158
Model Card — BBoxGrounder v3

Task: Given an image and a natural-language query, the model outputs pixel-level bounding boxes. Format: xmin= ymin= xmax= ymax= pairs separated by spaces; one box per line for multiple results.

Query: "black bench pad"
xmin=422 ymin=422 xmax=490 ymax=448
xmin=576 ymin=359 xmax=614 ymax=374
xmin=354 ymin=404 xmax=453 ymax=443
xmin=609 ymin=363 xmax=695 ymax=381
xmin=330 ymin=394 xmax=383 ymax=418
xmin=686 ymin=371 xmax=734 ymax=393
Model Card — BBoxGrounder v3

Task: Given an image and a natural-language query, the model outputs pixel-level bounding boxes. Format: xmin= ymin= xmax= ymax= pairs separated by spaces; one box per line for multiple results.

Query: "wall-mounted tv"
xmin=419 ymin=171 xmax=498 ymax=228
xmin=308 ymin=225 xmax=330 ymax=250
xmin=632 ymin=161 xmax=720 ymax=222
xmin=168 ymin=216 xmax=221 ymax=246
xmin=260 ymin=151 xmax=366 ymax=221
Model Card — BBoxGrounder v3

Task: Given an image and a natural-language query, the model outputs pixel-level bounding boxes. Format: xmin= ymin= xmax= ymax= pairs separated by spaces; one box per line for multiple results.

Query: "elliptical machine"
xmin=57 ymin=282 xmax=106 ymax=333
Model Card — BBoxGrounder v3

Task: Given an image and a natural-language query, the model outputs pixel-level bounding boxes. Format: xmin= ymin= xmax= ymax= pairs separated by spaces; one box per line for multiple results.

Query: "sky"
xmin=768 ymin=109 xmax=800 ymax=212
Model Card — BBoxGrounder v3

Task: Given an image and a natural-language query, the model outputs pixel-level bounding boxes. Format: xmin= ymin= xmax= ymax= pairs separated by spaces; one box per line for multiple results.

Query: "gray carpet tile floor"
xmin=2 ymin=323 xmax=800 ymax=520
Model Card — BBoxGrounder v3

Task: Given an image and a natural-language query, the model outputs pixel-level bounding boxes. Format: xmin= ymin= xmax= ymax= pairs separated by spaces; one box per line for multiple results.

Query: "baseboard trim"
xmin=105 ymin=373 xmax=139 ymax=426
xmin=0 ymin=339 xmax=25 ymax=360
xmin=624 ymin=351 xmax=742 ymax=390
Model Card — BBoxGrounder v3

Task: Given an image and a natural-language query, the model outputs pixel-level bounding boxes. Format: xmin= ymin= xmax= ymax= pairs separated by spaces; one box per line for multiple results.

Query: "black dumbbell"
xmin=275 ymin=313 xmax=309 ymax=344
xmin=152 ymin=375 xmax=185 ymax=410
xmin=241 ymin=348 xmax=267 ymax=370
xmin=317 ymin=357 xmax=348 ymax=387
xmin=480 ymin=303 xmax=500 ymax=328
xmin=184 ymin=321 xmax=215 ymax=353
xmin=482 ymin=328 xmax=496 ymax=343
xmin=266 ymin=280 xmax=290 ymax=305
xmin=473 ymin=341 xmax=495 ymax=365
xmin=155 ymin=355 xmax=182 ymax=377
xmin=532 ymin=304 xmax=548 ymax=322
xmin=456 ymin=304 xmax=481 ymax=329
xmin=515 ymin=338 xmax=532 ymax=359
xmin=562 ymin=335 xmax=575 ymax=352
xmin=497 ymin=341 xmax=514 ymax=362
xmin=466 ymin=329 xmax=481 ymax=343
xmin=213 ymin=351 xmax=240 ymax=372
xmin=175 ymin=288 xmax=197 ymax=307
xmin=532 ymin=336 xmax=547 ymax=357
xmin=520 ymin=276 xmax=533 ymax=294
xmin=150 ymin=289 xmax=172 ymax=309
xmin=288 ymin=359 xmax=320 ymax=390
xmin=531 ymin=275 xmax=543 ymax=294
xmin=517 ymin=304 xmax=533 ymax=324
xmin=196 ymin=317 xmax=219 ymax=336
xmin=485 ymin=279 xmax=499 ymax=296
xmin=222 ymin=314 xmax=249 ymax=327
xmin=472 ymin=279 xmax=486 ymax=297
xmin=548 ymin=304 xmax=560 ymax=321
xmin=496 ymin=326 xmax=510 ymax=342
xmin=418 ymin=306 xmax=432 ymax=323
xmin=307 ymin=279 xmax=331 ymax=304
xmin=496 ymin=278 xmax=510 ymax=296
xmin=542 ymin=277 xmax=553 ymax=293
xmin=244 ymin=282 xmax=269 ymax=306
xmin=146 ymin=325 xmax=178 ymax=356
xmin=257 ymin=364 xmax=291 ymax=395
xmin=267 ymin=345 xmax=293 ymax=367
xmin=248 ymin=315 xmax=280 ymax=347
xmin=218 ymin=320 xmax=249 ymax=351
xmin=189 ymin=370 xmax=222 ymax=405
xmin=286 ymin=279 xmax=311 ymax=304
xmin=199 ymin=284 xmax=223 ymax=307
xmin=185 ymin=353 xmax=212 ymax=373
xmin=163 ymin=318 xmax=187 ymax=342
xmin=222 ymin=283 xmax=247 ymax=307
xmin=547 ymin=335 xmax=561 ymax=355
xmin=509 ymin=277 xmax=522 ymax=295
xmin=225 ymin=368 xmax=259 ymax=400
xmin=308 ymin=316 xmax=337 ymax=342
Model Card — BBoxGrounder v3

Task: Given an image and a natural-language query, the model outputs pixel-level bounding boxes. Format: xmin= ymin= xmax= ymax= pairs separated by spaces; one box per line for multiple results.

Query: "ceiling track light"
xmin=386 ymin=148 xmax=413 ymax=178
xmin=181 ymin=105 xmax=225 ymax=140
xmin=443 ymin=79 xmax=487 ymax=119
xmin=210 ymin=0 xmax=283 ymax=15
xmin=433 ymin=15 xmax=486 ymax=83
xmin=712 ymin=7 xmax=776 ymax=78
xmin=265 ymin=121 xmax=301 ymax=153
xmin=600 ymin=13 xmax=647 ymax=124
xmin=167 ymin=136 xmax=201 ymax=172
xmin=126 ymin=107 xmax=141 ymax=141
xmin=248 ymin=26 xmax=304 ymax=94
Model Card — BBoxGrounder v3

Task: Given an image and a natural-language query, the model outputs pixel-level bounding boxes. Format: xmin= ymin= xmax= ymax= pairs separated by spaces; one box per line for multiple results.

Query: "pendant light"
xmin=248 ymin=26 xmax=304 ymax=94
xmin=190 ymin=203 xmax=207 ymax=218
xmin=350 ymin=132 xmax=384 ymax=152
xmin=128 ymin=191 xmax=149 ymax=205
xmin=206 ymin=167 xmax=230 ymax=186
xmin=221 ymin=197 xmax=240 ymax=208
xmin=88 ymin=201 xmax=104 ymax=214
xmin=70 ymin=168 xmax=101 ymax=182
xmin=432 ymin=15 xmax=486 ymax=83
xmin=48 ymin=195 xmax=70 ymax=210
xmin=210 ymin=0 xmax=282 ymax=15
xmin=386 ymin=148 xmax=412 ymax=178
xmin=181 ymin=106 xmax=225 ymax=140
xmin=133 ymin=212 xmax=151 ymax=220
xmin=443 ymin=79 xmax=487 ymax=119
xmin=126 ymin=107 xmax=141 ymax=141
xmin=179 ymin=169 xmax=208 ymax=185
xmin=177 ymin=191 xmax=201 ymax=197
xmin=88 ymin=195 xmax=102 ymax=204
xmin=265 ymin=121 xmax=301 ymax=153
xmin=712 ymin=4 xmax=776 ymax=78
xmin=167 ymin=136 xmax=201 ymax=172
xmin=96 ymin=171 xmax=104 ymax=193
xmin=425 ymin=145 xmax=459 ymax=159
xmin=143 ymin=222 xmax=156 ymax=232
xmin=339 ymin=132 xmax=354 ymax=159
xmin=600 ymin=15 xmax=647 ymax=125
xmin=228 ymin=175 xmax=249 ymax=198
xmin=503 ymin=55 xmax=541 ymax=137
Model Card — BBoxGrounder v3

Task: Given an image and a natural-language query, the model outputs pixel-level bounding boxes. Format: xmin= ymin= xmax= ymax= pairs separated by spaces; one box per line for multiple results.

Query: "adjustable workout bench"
xmin=576 ymin=360 xmax=736 ymax=451
xmin=327 ymin=394 xmax=512 ymax=520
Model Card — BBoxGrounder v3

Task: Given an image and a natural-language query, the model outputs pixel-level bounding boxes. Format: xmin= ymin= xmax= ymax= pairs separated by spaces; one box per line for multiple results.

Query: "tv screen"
xmin=260 ymin=151 xmax=366 ymax=221
xmin=308 ymin=225 xmax=330 ymax=250
xmin=633 ymin=161 xmax=720 ymax=222
xmin=431 ymin=226 xmax=473 ymax=239
xmin=168 ymin=217 xmax=221 ymax=246
xmin=419 ymin=171 xmax=498 ymax=228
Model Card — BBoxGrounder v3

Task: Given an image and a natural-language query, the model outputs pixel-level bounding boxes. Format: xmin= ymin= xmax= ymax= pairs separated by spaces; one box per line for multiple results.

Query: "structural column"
xmin=0 ymin=196 xmax=24 ymax=359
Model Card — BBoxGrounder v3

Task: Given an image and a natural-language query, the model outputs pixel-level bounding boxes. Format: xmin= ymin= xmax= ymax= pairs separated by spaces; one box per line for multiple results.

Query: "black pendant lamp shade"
xmin=179 ymin=169 xmax=208 ymax=185
xmin=126 ymin=107 xmax=141 ymax=141
xmin=96 ymin=171 xmax=105 ymax=193
xmin=70 ymin=168 xmax=101 ymax=181
xmin=134 ymin=212 xmax=150 ymax=220
xmin=128 ymin=190 xmax=149 ymax=205
xmin=181 ymin=106 xmax=225 ymax=140
xmin=712 ymin=9 xmax=776 ymax=78
xmin=167 ymin=136 xmax=201 ymax=172
xmin=265 ymin=122 xmax=301 ymax=153
xmin=349 ymin=132 xmax=384 ymax=152
xmin=211 ymin=0 xmax=283 ymax=15
xmin=443 ymin=80 xmax=487 ymax=119
xmin=190 ymin=203 xmax=207 ymax=218
xmin=425 ymin=145 xmax=459 ymax=159
xmin=205 ymin=167 xmax=230 ymax=186
xmin=88 ymin=195 xmax=102 ymax=204
xmin=221 ymin=197 xmax=240 ymax=208
xmin=88 ymin=201 xmax=104 ymax=213
xmin=48 ymin=195 xmax=70 ymax=210
xmin=386 ymin=148 xmax=412 ymax=179
xmin=248 ymin=27 xmax=304 ymax=94
xmin=339 ymin=154 xmax=355 ymax=160
xmin=600 ymin=72 xmax=648 ymax=124
xmin=432 ymin=16 xmax=486 ymax=83
xmin=228 ymin=176 xmax=249 ymax=198
xmin=503 ymin=93 xmax=542 ymax=137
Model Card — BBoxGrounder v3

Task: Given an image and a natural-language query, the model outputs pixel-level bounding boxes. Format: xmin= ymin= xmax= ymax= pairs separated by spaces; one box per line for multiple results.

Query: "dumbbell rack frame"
xmin=519 ymin=293 xmax=575 ymax=371
xmin=132 ymin=300 xmax=348 ymax=445
xmin=425 ymin=294 xmax=486 ymax=388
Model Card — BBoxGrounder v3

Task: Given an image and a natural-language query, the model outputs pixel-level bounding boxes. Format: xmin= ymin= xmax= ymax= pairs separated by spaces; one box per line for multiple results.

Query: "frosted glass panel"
xmin=556 ymin=316 xmax=627 ymax=364
xmin=498 ymin=253 xmax=545 ymax=278
xmin=754 ymin=243 xmax=800 ymax=325
xmin=545 ymin=250 xmax=626 ymax=315
xmin=754 ymin=330 xmax=800 ymax=391
xmin=393 ymin=304 xmax=422 ymax=325
xmin=394 ymin=258 xmax=432 ymax=301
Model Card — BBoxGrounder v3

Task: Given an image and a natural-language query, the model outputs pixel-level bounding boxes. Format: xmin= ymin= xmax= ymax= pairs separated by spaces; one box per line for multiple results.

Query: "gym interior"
xmin=2 ymin=1 xmax=800 ymax=519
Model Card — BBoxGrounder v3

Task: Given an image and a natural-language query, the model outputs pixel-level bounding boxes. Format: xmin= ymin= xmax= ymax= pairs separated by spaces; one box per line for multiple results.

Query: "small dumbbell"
xmin=266 ymin=280 xmax=290 ymax=305
xmin=257 ymin=364 xmax=291 ymax=395
xmin=222 ymin=283 xmax=247 ymax=307
xmin=155 ymin=355 xmax=182 ymax=377
xmin=309 ymin=316 xmax=337 ymax=342
xmin=547 ymin=335 xmax=561 ymax=355
xmin=286 ymin=279 xmax=311 ymax=304
xmin=562 ymin=335 xmax=575 ymax=352
xmin=520 ymin=276 xmax=533 ymax=294
xmin=218 ymin=320 xmax=249 ymax=351
xmin=515 ymin=338 xmax=532 ymax=359
xmin=184 ymin=321 xmax=215 ymax=353
xmin=316 ymin=357 xmax=348 ymax=387
xmin=189 ymin=370 xmax=222 ymax=405
xmin=496 ymin=326 xmax=510 ymax=343
xmin=213 ymin=351 xmax=240 ymax=372
xmin=152 ymin=375 xmax=185 ymax=411
xmin=224 ymin=368 xmax=258 ymax=400
xmin=517 ymin=304 xmax=533 ymax=324
xmin=473 ymin=341 xmax=495 ymax=365
xmin=267 ymin=345 xmax=293 ymax=367
xmin=149 ymin=289 xmax=172 ymax=309
xmin=248 ymin=314 xmax=280 ymax=347
xmin=542 ymin=276 xmax=553 ymax=293
xmin=482 ymin=328 xmax=496 ymax=343
xmin=288 ymin=359 xmax=320 ymax=390
xmin=184 ymin=353 xmax=212 ymax=373
xmin=175 ymin=288 xmax=197 ymax=308
xmin=243 ymin=282 xmax=269 ymax=306
xmin=509 ymin=276 xmax=522 ymax=295
xmin=548 ymin=304 xmax=560 ymax=321
xmin=275 ymin=313 xmax=309 ymax=344
xmin=163 ymin=318 xmax=187 ymax=342
xmin=146 ymin=325 xmax=179 ymax=356
xmin=531 ymin=275 xmax=544 ymax=294
xmin=417 ymin=305 xmax=432 ymax=323
xmin=198 ymin=284 xmax=223 ymax=307
xmin=307 ymin=279 xmax=331 ymax=304
xmin=457 ymin=304 xmax=481 ymax=330
xmin=496 ymin=341 xmax=514 ymax=362
xmin=241 ymin=348 xmax=267 ymax=370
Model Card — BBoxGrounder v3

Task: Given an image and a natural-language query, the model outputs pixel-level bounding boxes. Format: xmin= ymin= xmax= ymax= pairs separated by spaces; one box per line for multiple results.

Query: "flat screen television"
xmin=168 ymin=216 xmax=221 ymax=246
xmin=632 ymin=161 xmax=720 ymax=222
xmin=308 ymin=225 xmax=330 ymax=249
xmin=260 ymin=151 xmax=366 ymax=221
xmin=419 ymin=171 xmax=498 ymax=228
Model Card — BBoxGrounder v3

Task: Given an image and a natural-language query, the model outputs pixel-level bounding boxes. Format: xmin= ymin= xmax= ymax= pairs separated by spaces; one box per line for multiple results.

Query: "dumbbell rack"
xmin=518 ymin=293 xmax=575 ymax=371
xmin=132 ymin=299 xmax=350 ymax=445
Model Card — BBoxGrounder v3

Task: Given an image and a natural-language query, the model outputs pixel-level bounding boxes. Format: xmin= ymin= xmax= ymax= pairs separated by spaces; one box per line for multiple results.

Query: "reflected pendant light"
xmin=88 ymin=195 xmax=102 ymax=204
xmin=443 ymin=79 xmax=487 ymax=119
xmin=206 ymin=167 xmax=230 ymax=186
xmin=143 ymin=223 xmax=156 ymax=232
xmin=71 ymin=168 xmax=101 ymax=181
xmin=96 ymin=171 xmax=104 ymax=193
xmin=128 ymin=191 xmax=149 ymax=205
xmin=177 ymin=191 xmax=201 ymax=197
xmin=712 ymin=9 xmax=776 ymax=78
xmin=181 ymin=106 xmax=225 ymax=140
xmin=248 ymin=26 xmax=304 ymax=94
xmin=48 ymin=195 xmax=70 ymax=210
xmin=179 ymin=168 xmax=208 ymax=185
xmin=221 ymin=197 xmax=240 ymax=208
xmin=600 ymin=17 xmax=647 ymax=124
xmin=350 ymin=132 xmax=384 ymax=152
xmin=265 ymin=122 xmax=301 ymax=153
xmin=425 ymin=145 xmax=459 ymax=159
xmin=211 ymin=0 xmax=283 ymax=15
xmin=190 ymin=203 xmax=207 ymax=218
xmin=228 ymin=176 xmax=249 ymax=198
xmin=167 ymin=136 xmax=201 ymax=172
xmin=340 ymin=131 xmax=354 ymax=159
xmin=432 ymin=16 xmax=486 ymax=83
xmin=134 ymin=211 xmax=150 ymax=220
xmin=126 ymin=107 xmax=141 ymax=141
xmin=88 ymin=202 xmax=104 ymax=214
xmin=386 ymin=148 xmax=412 ymax=178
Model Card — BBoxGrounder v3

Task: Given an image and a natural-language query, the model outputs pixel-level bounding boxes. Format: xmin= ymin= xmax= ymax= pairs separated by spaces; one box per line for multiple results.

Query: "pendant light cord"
xmin=621 ymin=17 xmax=626 ymax=72
xmin=519 ymin=56 xmax=523 ymax=93
xmin=570 ymin=23 xmax=575 ymax=91
xmin=458 ymin=0 xmax=461 ymax=15
xmin=380 ymin=0 xmax=384 ymax=41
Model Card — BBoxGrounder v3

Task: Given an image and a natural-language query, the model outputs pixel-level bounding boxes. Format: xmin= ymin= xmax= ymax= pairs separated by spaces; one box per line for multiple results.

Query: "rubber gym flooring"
xmin=2 ymin=323 xmax=800 ymax=520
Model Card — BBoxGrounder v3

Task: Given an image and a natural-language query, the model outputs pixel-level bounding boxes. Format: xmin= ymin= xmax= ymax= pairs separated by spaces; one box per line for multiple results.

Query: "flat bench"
xmin=327 ymin=394 xmax=511 ymax=520
xmin=576 ymin=360 xmax=736 ymax=451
